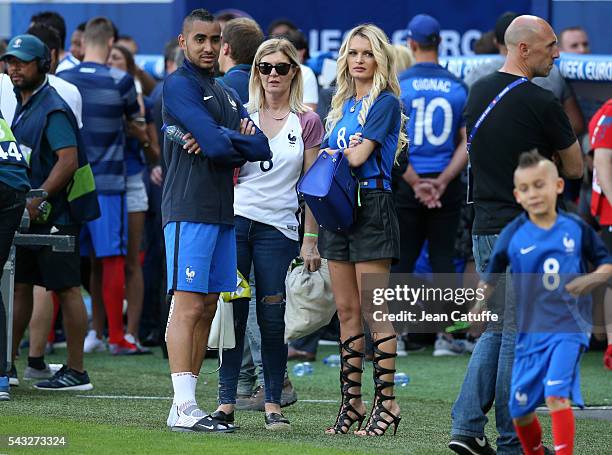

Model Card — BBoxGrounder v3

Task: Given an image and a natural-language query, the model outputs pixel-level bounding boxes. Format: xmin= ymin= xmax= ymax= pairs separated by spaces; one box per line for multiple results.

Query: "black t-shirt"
xmin=466 ymin=72 xmax=576 ymax=235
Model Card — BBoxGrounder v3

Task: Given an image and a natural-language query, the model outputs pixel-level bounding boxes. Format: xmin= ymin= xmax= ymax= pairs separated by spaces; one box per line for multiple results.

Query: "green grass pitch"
xmin=1 ymin=345 xmax=611 ymax=454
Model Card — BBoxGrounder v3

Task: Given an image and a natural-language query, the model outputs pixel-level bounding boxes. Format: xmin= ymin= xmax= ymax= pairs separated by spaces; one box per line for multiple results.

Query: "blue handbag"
xmin=297 ymin=150 xmax=358 ymax=232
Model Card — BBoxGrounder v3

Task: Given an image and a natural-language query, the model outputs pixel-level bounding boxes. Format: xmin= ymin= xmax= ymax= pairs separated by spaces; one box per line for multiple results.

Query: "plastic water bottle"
xmin=394 ymin=372 xmax=410 ymax=387
xmin=323 ymin=354 xmax=341 ymax=367
xmin=162 ymin=124 xmax=187 ymax=146
xmin=293 ymin=362 xmax=313 ymax=377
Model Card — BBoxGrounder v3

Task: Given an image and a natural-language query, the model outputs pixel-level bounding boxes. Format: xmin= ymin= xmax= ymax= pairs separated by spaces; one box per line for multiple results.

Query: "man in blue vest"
xmin=2 ymin=34 xmax=95 ymax=391
xmin=0 ymin=111 xmax=30 ymax=401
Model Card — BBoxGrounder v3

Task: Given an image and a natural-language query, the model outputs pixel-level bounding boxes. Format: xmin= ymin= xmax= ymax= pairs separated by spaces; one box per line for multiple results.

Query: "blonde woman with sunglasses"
xmin=213 ymin=38 xmax=324 ymax=431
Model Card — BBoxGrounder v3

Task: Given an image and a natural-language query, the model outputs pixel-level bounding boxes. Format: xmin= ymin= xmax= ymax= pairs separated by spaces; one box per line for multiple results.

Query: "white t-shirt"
xmin=0 ymin=73 xmax=83 ymax=128
xmin=234 ymin=110 xmax=324 ymax=240
xmin=56 ymin=53 xmax=80 ymax=74
xmin=301 ymin=65 xmax=319 ymax=106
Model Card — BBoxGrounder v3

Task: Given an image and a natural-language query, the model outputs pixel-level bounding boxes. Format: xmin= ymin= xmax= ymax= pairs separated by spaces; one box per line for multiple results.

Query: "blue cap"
xmin=1 ymin=34 xmax=48 ymax=62
xmin=407 ymin=14 xmax=441 ymax=45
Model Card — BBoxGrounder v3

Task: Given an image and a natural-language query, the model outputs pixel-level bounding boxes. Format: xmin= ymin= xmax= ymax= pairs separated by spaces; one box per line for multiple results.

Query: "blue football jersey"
xmin=399 ymin=63 xmax=468 ymax=174
xmin=322 ymin=90 xmax=400 ymax=183
xmin=484 ymin=212 xmax=612 ymax=355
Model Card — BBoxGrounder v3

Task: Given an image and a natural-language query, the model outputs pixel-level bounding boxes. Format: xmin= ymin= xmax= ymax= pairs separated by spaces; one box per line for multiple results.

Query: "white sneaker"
xmin=84 ymin=330 xmax=106 ymax=353
xmin=456 ymin=338 xmax=477 ymax=353
xmin=167 ymin=402 xmax=178 ymax=428
xmin=167 ymin=401 xmax=206 ymax=428
xmin=433 ymin=335 xmax=465 ymax=357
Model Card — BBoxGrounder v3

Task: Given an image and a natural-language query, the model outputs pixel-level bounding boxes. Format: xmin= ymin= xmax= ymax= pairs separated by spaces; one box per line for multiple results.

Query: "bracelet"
xmin=304 ymin=233 xmax=318 ymax=238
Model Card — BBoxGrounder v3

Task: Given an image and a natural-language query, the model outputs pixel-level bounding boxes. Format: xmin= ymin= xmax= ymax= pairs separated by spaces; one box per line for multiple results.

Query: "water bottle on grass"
xmin=293 ymin=362 xmax=313 ymax=377
xmin=394 ymin=372 xmax=410 ymax=387
xmin=323 ymin=354 xmax=341 ymax=367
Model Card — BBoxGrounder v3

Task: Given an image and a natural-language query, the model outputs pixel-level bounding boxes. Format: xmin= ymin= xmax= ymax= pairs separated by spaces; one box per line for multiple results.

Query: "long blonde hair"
xmin=325 ymin=24 xmax=408 ymax=159
xmin=246 ymin=38 xmax=309 ymax=114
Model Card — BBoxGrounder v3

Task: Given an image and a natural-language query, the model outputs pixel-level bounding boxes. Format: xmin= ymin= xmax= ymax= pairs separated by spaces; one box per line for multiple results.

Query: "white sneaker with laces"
xmin=84 ymin=330 xmax=106 ymax=353
xmin=167 ymin=401 xmax=206 ymax=428
xmin=433 ymin=335 xmax=465 ymax=357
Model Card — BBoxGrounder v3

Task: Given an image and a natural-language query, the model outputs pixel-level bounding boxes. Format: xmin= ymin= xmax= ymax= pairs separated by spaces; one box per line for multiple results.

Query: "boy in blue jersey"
xmin=162 ymin=9 xmax=270 ymax=433
xmin=478 ymin=151 xmax=612 ymax=455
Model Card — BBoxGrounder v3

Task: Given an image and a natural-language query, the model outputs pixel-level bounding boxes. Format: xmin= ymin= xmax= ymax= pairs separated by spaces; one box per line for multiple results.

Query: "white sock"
xmin=171 ymin=372 xmax=195 ymax=408
xmin=191 ymin=374 xmax=198 ymax=396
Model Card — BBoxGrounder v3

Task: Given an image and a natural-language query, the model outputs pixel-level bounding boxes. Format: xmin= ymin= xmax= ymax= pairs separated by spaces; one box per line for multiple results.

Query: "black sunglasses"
xmin=257 ymin=62 xmax=295 ymax=76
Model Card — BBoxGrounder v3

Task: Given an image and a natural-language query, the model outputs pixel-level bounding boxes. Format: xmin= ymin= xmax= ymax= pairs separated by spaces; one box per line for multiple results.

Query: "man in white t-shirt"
xmin=1 ymin=27 xmax=83 ymax=128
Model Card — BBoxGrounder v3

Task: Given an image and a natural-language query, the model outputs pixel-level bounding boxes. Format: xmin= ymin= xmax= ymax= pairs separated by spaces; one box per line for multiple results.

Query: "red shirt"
xmin=590 ymin=99 xmax=612 ymax=225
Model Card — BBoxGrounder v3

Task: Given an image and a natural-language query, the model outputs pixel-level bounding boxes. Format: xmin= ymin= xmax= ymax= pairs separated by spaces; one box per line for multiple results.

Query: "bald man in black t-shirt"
xmin=449 ymin=15 xmax=583 ymax=455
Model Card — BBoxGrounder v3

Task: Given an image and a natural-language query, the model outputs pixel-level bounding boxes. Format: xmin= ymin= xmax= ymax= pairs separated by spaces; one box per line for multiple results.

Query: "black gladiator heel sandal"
xmin=326 ymin=333 xmax=366 ymax=434
xmin=361 ymin=334 xmax=401 ymax=436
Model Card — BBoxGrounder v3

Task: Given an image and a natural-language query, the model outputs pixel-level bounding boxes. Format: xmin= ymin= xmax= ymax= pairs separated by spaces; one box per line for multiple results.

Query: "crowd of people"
xmin=0 ymin=6 xmax=610 ymax=454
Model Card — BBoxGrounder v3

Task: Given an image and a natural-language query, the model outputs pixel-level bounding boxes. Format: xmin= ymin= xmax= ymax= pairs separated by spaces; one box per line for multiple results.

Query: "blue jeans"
xmin=451 ymin=234 xmax=521 ymax=454
xmin=237 ymin=275 xmax=264 ymax=396
xmin=218 ymin=216 xmax=298 ymax=405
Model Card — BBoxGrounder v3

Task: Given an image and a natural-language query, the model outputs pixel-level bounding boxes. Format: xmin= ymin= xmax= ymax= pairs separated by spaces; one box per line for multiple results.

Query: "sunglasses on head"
xmin=257 ymin=62 xmax=295 ymax=76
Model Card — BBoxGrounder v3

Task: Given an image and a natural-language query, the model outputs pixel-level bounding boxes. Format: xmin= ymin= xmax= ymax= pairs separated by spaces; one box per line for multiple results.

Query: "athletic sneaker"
xmin=167 ymin=402 xmax=206 ymax=428
xmin=83 ymin=330 xmax=106 ymax=353
xmin=448 ymin=435 xmax=496 ymax=455
xmin=433 ymin=335 xmax=465 ymax=357
xmin=8 ymin=366 xmax=18 ymax=387
xmin=34 ymin=366 xmax=94 ymax=391
xmin=456 ymin=337 xmax=477 ymax=354
xmin=170 ymin=404 xmax=234 ymax=433
xmin=24 ymin=365 xmax=53 ymax=380
xmin=0 ymin=376 xmax=10 ymax=401
xmin=124 ymin=334 xmax=152 ymax=355
xmin=109 ymin=337 xmax=140 ymax=356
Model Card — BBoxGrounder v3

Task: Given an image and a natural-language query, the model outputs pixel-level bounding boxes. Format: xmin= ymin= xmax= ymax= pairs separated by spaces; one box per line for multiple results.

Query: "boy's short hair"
xmin=517 ymin=150 xmax=546 ymax=170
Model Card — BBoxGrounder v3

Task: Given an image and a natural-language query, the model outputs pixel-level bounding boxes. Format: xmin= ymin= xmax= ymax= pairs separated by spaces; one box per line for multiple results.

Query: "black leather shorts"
xmin=319 ymin=190 xmax=400 ymax=264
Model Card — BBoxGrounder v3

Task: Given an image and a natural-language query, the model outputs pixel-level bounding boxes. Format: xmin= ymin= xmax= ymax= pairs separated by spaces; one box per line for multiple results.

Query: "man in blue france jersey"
xmin=478 ymin=151 xmax=611 ymax=455
xmin=395 ymin=14 xmax=467 ymax=273
xmin=59 ymin=17 xmax=142 ymax=355
xmin=162 ymin=9 xmax=271 ymax=433
xmin=395 ymin=14 xmax=468 ymax=354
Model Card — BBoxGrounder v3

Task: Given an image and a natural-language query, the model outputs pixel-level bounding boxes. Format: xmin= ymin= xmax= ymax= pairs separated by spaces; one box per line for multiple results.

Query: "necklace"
xmin=264 ymin=106 xmax=291 ymax=121
xmin=349 ymin=93 xmax=368 ymax=113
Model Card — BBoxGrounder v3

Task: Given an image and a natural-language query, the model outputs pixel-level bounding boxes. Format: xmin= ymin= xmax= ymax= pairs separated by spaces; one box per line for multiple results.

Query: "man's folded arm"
xmin=163 ymin=76 xmax=256 ymax=165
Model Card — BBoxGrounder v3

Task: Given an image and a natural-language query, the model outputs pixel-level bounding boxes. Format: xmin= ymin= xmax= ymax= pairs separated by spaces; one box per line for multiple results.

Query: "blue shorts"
xmin=81 ymin=194 xmax=127 ymax=258
xmin=509 ymin=340 xmax=584 ymax=418
xmin=164 ymin=221 xmax=236 ymax=294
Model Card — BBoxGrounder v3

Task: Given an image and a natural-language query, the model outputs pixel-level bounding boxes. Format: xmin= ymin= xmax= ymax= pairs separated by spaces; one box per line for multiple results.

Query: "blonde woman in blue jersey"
xmin=320 ymin=24 xmax=407 ymax=437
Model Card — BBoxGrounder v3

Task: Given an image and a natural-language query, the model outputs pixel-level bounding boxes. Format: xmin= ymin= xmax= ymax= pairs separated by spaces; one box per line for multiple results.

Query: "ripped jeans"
xmin=218 ymin=216 xmax=299 ymax=405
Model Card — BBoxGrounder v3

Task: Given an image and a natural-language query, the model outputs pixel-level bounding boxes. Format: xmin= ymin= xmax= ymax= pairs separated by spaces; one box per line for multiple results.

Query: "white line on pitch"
xmin=77 ymin=395 xmax=171 ymax=400
xmin=76 ymin=395 xmax=349 ymax=404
